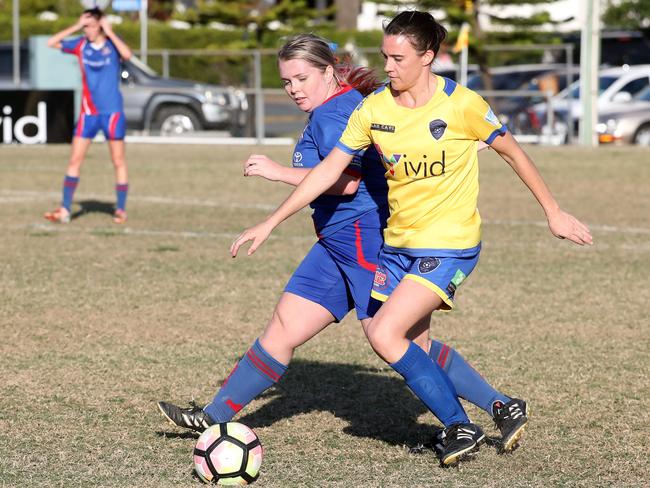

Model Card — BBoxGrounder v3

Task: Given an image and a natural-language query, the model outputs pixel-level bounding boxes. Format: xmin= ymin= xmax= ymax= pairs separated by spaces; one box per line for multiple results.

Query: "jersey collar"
xmin=322 ymin=84 xmax=353 ymax=105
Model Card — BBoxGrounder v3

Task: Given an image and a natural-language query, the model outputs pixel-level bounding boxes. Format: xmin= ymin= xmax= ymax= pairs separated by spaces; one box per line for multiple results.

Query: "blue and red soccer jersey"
xmin=61 ymin=36 xmax=125 ymax=140
xmin=285 ymin=86 xmax=388 ymax=320
xmin=292 ymin=86 xmax=388 ymax=238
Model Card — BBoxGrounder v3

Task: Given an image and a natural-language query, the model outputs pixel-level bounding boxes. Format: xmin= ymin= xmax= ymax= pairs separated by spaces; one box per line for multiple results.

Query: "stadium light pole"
xmin=13 ymin=0 xmax=20 ymax=86
xmin=579 ymin=0 xmax=601 ymax=147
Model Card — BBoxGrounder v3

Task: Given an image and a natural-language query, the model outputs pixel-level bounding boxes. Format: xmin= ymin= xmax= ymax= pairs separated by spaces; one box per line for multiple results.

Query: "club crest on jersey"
xmin=373 ymin=268 xmax=388 ymax=289
xmin=293 ymin=152 xmax=303 ymax=165
xmin=429 ymin=119 xmax=447 ymax=140
xmin=371 ymin=123 xmax=396 ymax=133
xmin=485 ymin=108 xmax=500 ymax=127
xmin=418 ymin=257 xmax=440 ymax=274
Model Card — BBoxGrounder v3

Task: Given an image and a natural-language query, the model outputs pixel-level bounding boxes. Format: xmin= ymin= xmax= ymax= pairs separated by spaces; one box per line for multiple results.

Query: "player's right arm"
xmin=231 ymin=147 xmax=354 ymax=257
xmin=231 ymin=94 xmax=373 ymax=257
xmin=47 ymin=14 xmax=86 ymax=49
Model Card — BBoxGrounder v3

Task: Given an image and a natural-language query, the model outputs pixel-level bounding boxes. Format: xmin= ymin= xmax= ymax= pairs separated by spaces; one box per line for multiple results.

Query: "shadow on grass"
xmin=156 ymin=358 xmax=505 ymax=455
xmin=71 ymin=200 xmax=115 ymax=220
xmin=238 ymin=359 xmax=442 ymax=447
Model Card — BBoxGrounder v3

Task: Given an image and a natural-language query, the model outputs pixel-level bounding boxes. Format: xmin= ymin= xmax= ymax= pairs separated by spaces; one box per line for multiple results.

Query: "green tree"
xmin=0 ymin=0 xmax=81 ymax=16
xmin=603 ymin=0 xmax=650 ymax=29
xmin=177 ymin=0 xmax=325 ymax=45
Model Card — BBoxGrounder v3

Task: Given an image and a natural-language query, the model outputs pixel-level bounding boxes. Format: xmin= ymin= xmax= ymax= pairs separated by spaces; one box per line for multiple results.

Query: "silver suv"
xmin=120 ymin=56 xmax=248 ymax=136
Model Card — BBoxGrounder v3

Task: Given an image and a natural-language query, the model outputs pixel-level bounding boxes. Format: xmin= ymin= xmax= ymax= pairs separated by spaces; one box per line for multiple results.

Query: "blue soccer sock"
xmin=391 ymin=341 xmax=469 ymax=427
xmin=428 ymin=339 xmax=510 ymax=415
xmin=204 ymin=339 xmax=287 ymax=423
xmin=115 ymin=183 xmax=129 ymax=211
xmin=61 ymin=175 xmax=79 ymax=211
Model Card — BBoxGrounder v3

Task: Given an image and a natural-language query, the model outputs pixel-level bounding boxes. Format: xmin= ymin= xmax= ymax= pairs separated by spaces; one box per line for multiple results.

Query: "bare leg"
xmin=365 ymin=279 xmax=443 ymax=363
xmin=361 ymin=314 xmax=430 ymax=353
xmin=258 ymin=292 xmax=336 ymax=364
xmin=107 ymin=139 xmax=127 ymax=184
xmin=66 ymin=136 xmax=92 ymax=177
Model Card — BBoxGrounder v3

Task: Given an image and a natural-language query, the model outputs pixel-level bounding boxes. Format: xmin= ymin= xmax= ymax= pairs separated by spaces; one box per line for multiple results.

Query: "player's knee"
xmin=68 ymin=156 xmax=83 ymax=169
xmin=112 ymin=158 xmax=126 ymax=170
xmin=263 ymin=310 xmax=299 ymax=350
xmin=365 ymin=319 xmax=397 ymax=359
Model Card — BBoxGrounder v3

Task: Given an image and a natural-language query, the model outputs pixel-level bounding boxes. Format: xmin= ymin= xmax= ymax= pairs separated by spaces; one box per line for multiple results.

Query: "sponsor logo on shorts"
xmin=371 ymin=123 xmax=396 ymax=133
xmin=446 ymin=269 xmax=467 ymax=298
xmin=373 ymin=268 xmax=388 ymax=289
xmin=446 ymin=282 xmax=456 ymax=297
xmin=451 ymin=269 xmax=467 ymax=287
xmin=418 ymin=257 xmax=440 ymax=274
xmin=429 ymin=119 xmax=447 ymax=140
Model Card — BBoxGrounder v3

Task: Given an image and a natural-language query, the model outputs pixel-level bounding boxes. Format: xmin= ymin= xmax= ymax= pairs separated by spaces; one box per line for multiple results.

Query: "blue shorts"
xmin=285 ymin=215 xmax=383 ymax=321
xmin=371 ymin=245 xmax=481 ymax=310
xmin=75 ymin=112 xmax=126 ymax=140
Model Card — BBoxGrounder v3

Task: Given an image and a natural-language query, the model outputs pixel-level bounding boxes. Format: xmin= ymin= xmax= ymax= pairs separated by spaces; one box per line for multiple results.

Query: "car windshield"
xmin=564 ymin=75 xmax=618 ymax=99
xmin=633 ymin=86 xmax=650 ymax=102
xmin=128 ymin=56 xmax=158 ymax=77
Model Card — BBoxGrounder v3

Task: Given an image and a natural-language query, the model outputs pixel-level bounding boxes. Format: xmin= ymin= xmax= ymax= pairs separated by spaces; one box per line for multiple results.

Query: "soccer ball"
xmin=193 ymin=422 xmax=263 ymax=485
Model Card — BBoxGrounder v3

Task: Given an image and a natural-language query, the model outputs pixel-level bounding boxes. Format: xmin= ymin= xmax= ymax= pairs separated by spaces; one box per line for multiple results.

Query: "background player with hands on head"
xmin=44 ymin=8 xmax=132 ymax=224
xmin=230 ymin=11 xmax=592 ymax=465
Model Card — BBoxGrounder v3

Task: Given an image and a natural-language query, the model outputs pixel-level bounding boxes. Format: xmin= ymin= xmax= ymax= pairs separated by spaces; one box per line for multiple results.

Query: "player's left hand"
xmin=547 ymin=209 xmax=593 ymax=246
xmin=230 ymin=220 xmax=275 ymax=257
xmin=243 ymin=155 xmax=282 ymax=181
xmin=99 ymin=16 xmax=112 ymax=33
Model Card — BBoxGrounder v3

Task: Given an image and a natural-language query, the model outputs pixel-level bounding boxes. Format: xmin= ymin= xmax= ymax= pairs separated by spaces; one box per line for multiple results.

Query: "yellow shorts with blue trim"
xmin=370 ymin=245 xmax=481 ymax=309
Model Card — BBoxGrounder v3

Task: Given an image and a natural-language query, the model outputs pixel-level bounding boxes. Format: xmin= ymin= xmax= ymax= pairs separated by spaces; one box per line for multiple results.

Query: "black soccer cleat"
xmin=157 ymin=400 xmax=215 ymax=432
xmin=440 ymin=422 xmax=485 ymax=466
xmin=493 ymin=398 xmax=528 ymax=452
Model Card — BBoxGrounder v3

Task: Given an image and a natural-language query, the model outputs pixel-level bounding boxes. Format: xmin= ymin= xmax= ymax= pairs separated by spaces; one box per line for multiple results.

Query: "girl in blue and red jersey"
xmin=159 ymin=34 xmax=530 ymax=465
xmin=44 ymin=8 xmax=132 ymax=224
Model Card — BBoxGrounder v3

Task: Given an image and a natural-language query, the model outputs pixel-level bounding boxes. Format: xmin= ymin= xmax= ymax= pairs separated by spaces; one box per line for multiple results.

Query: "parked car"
xmin=120 ymin=56 xmax=248 ymax=136
xmin=462 ymin=64 xmax=577 ymax=134
xmin=0 ymin=42 xmax=248 ymax=136
xmin=596 ymin=85 xmax=650 ymax=145
xmin=529 ymin=65 xmax=650 ymax=140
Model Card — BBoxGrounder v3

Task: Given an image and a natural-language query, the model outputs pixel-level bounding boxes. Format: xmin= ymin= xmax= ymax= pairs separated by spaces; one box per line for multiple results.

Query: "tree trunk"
xmin=336 ymin=0 xmax=360 ymax=30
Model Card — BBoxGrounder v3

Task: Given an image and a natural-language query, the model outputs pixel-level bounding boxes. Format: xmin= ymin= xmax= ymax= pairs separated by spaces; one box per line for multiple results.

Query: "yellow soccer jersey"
xmin=335 ymin=76 xmax=506 ymax=256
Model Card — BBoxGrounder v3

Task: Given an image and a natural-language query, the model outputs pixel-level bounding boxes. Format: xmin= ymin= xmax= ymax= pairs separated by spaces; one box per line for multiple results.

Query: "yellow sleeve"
xmin=335 ymin=97 xmax=373 ymax=155
xmin=459 ymin=89 xmax=508 ymax=144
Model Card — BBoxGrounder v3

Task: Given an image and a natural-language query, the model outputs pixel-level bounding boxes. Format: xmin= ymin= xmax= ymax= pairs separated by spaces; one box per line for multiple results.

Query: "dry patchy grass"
xmin=0 ymin=143 xmax=648 ymax=487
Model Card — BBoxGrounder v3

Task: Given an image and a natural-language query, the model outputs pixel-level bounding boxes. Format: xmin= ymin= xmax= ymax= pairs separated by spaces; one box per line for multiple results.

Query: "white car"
xmin=533 ymin=65 xmax=650 ymax=131
xmin=596 ymin=86 xmax=650 ymax=145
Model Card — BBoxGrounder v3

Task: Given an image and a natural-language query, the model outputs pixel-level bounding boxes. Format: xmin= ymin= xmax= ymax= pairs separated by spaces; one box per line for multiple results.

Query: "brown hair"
xmin=383 ymin=10 xmax=447 ymax=63
xmin=278 ymin=34 xmax=383 ymax=96
xmin=83 ymin=8 xmax=104 ymax=20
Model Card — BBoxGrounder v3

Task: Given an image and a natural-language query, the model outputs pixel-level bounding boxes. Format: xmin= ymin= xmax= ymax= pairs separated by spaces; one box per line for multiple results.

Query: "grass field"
xmin=0 ymin=143 xmax=648 ymax=487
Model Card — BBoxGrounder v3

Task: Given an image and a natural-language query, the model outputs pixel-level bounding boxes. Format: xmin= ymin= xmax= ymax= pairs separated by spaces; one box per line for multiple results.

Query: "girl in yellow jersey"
xmin=231 ymin=11 xmax=592 ymax=465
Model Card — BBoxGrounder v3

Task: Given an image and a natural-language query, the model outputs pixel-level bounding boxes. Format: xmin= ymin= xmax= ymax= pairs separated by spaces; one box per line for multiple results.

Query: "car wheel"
xmin=633 ymin=124 xmax=650 ymax=146
xmin=152 ymin=106 xmax=201 ymax=136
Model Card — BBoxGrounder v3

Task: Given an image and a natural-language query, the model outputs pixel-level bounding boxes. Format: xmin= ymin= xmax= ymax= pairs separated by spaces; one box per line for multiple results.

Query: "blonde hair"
xmin=278 ymin=34 xmax=382 ymax=96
